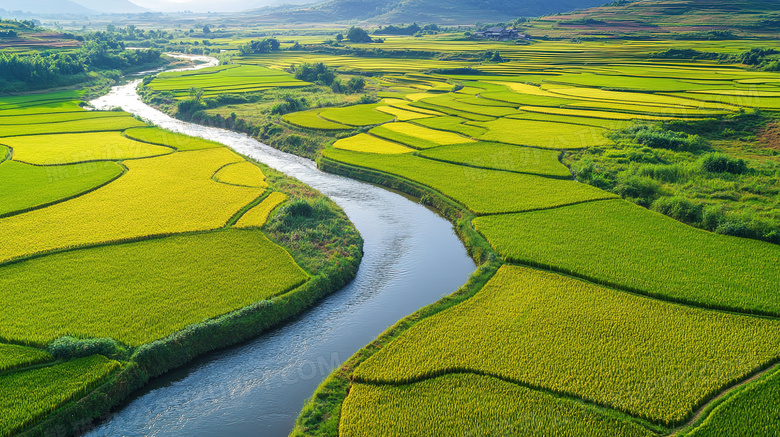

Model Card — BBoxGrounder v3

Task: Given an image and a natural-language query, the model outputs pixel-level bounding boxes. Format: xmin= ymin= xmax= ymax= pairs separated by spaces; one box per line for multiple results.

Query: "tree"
xmin=336 ymin=33 xmax=344 ymax=42
xmin=237 ymin=38 xmax=280 ymax=55
xmin=202 ymin=25 xmax=211 ymax=35
xmin=347 ymin=27 xmax=372 ymax=43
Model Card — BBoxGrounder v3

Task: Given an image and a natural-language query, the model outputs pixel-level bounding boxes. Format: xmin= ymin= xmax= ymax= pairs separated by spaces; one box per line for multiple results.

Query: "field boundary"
xmin=17 ymin=238 xmax=361 ymax=437
xmin=351 ymin=371 xmax=665 ymax=434
xmin=0 ymin=165 xmax=127 ymax=220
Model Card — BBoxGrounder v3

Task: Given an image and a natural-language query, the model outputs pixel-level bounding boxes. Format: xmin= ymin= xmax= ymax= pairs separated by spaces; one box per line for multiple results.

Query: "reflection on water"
xmin=85 ymin=76 xmax=474 ymax=437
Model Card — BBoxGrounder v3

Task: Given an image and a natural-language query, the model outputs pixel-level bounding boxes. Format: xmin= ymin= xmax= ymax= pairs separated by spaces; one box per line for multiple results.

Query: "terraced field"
xmin=288 ymin=37 xmax=780 ymax=437
xmin=0 ymin=91 xmax=336 ymax=435
xmin=146 ymin=64 xmax=308 ymax=98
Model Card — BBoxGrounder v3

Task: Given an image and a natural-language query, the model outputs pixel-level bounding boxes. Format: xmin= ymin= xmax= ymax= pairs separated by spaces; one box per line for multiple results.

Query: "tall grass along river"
xmin=85 ymin=57 xmax=475 ymax=436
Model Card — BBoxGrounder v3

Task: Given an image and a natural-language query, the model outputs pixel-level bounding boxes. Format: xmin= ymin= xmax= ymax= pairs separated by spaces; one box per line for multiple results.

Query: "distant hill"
xmin=0 ymin=0 xmax=94 ymax=15
xmin=240 ymin=0 xmax=607 ymax=25
xmin=524 ymin=0 xmax=780 ymax=38
xmin=71 ymin=0 xmax=147 ymax=14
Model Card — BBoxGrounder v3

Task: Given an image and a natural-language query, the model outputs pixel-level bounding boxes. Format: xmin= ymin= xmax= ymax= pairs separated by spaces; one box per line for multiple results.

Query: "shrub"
xmin=614 ymin=174 xmax=659 ymax=206
xmin=47 ymin=336 xmax=128 ymax=360
xmin=652 ymin=196 xmax=703 ymax=224
xmin=698 ymin=153 xmax=747 ymax=174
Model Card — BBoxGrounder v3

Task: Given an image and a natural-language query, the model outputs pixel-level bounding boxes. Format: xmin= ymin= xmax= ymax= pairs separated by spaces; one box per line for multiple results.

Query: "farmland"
xmin=7 ymin=7 xmax=780 ymax=436
xmin=341 ymin=374 xmax=657 ymax=437
xmin=260 ymin=30 xmax=780 ymax=437
xmin=353 ymin=266 xmax=780 ymax=425
xmin=474 ymin=200 xmax=780 ymax=316
xmin=0 ymin=85 xmax=360 ymax=435
xmin=0 ymin=356 xmax=120 ymax=437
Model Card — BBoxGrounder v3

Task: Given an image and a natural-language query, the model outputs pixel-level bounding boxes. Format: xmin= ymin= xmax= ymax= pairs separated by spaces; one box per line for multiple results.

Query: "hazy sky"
xmin=130 ymin=0 xmax=309 ymax=12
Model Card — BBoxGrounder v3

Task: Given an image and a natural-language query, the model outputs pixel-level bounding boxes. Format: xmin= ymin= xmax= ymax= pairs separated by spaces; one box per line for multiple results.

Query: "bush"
xmin=294 ymin=62 xmax=336 ymax=86
xmin=698 ymin=153 xmax=747 ymax=174
xmin=652 ymin=197 xmax=703 ymax=224
xmin=47 ymin=336 xmax=128 ymax=360
xmin=237 ymin=38 xmax=280 ymax=55
xmin=347 ymin=27 xmax=372 ymax=43
xmin=611 ymin=124 xmax=704 ymax=151
xmin=614 ymin=174 xmax=660 ymax=207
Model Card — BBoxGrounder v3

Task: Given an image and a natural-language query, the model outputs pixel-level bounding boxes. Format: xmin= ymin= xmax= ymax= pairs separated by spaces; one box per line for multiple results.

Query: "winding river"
xmin=85 ymin=58 xmax=475 ymax=436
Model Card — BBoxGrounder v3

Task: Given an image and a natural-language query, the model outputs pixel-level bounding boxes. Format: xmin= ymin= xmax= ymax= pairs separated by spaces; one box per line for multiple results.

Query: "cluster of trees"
xmin=375 ymin=23 xmax=439 ymax=36
xmin=237 ymin=38 xmax=280 ymax=55
xmin=0 ymin=36 xmax=161 ymax=90
xmin=346 ymin=27 xmax=374 ymax=43
xmin=293 ymin=62 xmax=366 ymax=94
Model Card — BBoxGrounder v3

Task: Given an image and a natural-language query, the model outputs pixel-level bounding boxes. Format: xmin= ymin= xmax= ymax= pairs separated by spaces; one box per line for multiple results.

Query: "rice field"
xmin=282 ymin=109 xmax=352 ymax=130
xmin=354 ymin=265 xmax=780 ymax=425
xmin=0 ymin=355 xmax=120 ymax=437
xmin=418 ymin=142 xmax=572 ymax=178
xmin=472 ymin=118 xmax=611 ymax=149
xmin=374 ymin=105 xmax=433 ymax=121
xmin=369 ymin=122 xmax=474 ymax=149
xmin=147 ymin=64 xmax=308 ymax=98
xmin=341 ymin=374 xmax=656 ymax=437
xmin=0 ymin=116 xmax=146 ymax=137
xmin=0 ymin=148 xmax=263 ymax=264
xmin=0 ymin=111 xmax=130 ymax=126
xmin=684 ymin=367 xmax=780 ymax=437
xmin=0 ymin=344 xmax=52 ymax=372
xmin=322 ymin=148 xmax=616 ymax=215
xmin=474 ymin=200 xmax=780 ymax=316
xmin=214 ymin=161 xmax=269 ymax=189
xmin=413 ymin=116 xmax=488 ymax=137
xmin=0 ymin=160 xmax=123 ymax=217
xmin=236 ymin=192 xmax=288 ymax=229
xmin=4 ymin=132 xmax=173 ymax=165
xmin=0 ymin=229 xmax=308 ymax=347
xmin=333 ymin=133 xmax=414 ymax=154
xmin=123 ymin=127 xmax=224 ymax=151
xmin=319 ymin=104 xmax=395 ymax=126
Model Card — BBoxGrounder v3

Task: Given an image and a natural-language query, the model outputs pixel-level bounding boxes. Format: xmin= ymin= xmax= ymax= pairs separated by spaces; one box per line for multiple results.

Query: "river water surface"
xmin=85 ymin=60 xmax=475 ymax=436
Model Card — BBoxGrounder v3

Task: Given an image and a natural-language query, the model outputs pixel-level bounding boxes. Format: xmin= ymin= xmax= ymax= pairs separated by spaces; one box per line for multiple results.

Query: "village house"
xmin=474 ymin=27 xmax=526 ymax=41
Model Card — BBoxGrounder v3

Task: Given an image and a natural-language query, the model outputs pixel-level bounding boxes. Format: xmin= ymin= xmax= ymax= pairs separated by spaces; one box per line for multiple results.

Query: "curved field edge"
xmin=340 ymin=374 xmax=659 ymax=437
xmin=14 ymin=155 xmax=363 ymax=437
xmin=292 ymin=157 xmax=499 ymax=436
xmin=293 ymin=157 xmax=779 ymax=437
xmin=18 ymin=254 xmax=361 ymax=437
xmin=672 ymin=363 xmax=780 ymax=437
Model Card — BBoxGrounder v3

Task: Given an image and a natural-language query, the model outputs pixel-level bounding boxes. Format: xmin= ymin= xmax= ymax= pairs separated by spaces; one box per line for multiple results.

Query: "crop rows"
xmin=0 ymin=148 xmax=263 ymax=264
xmin=0 ymin=230 xmax=308 ymax=346
xmin=341 ymin=374 xmax=656 ymax=437
xmin=0 ymin=344 xmax=52 ymax=372
xmin=472 ymin=118 xmax=611 ymax=149
xmin=0 ymin=116 xmax=146 ymax=137
xmin=333 ymin=133 xmax=414 ymax=154
xmin=319 ymin=104 xmax=395 ymax=126
xmin=5 ymin=131 xmax=172 ymax=165
xmin=236 ymin=192 xmax=288 ymax=229
xmin=0 ymin=355 xmax=120 ymax=437
xmin=418 ymin=142 xmax=573 ymax=178
xmin=123 ymin=127 xmax=224 ymax=151
xmin=685 ymin=367 xmax=780 ymax=436
xmin=369 ymin=122 xmax=473 ymax=149
xmin=354 ymin=265 xmax=780 ymax=425
xmin=474 ymin=200 xmax=780 ymax=316
xmin=282 ymin=109 xmax=351 ymax=130
xmin=214 ymin=161 xmax=269 ymax=188
xmin=322 ymin=148 xmax=615 ymax=214
xmin=0 ymin=160 xmax=123 ymax=217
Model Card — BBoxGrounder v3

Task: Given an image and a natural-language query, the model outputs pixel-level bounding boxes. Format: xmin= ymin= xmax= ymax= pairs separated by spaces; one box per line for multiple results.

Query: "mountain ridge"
xmin=240 ymin=0 xmax=607 ymax=24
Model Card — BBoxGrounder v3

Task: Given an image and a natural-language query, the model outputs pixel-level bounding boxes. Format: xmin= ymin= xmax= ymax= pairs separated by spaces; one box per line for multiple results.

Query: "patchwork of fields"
xmin=254 ymin=39 xmax=780 ymax=436
xmin=7 ymin=32 xmax=780 ymax=436
xmin=0 ymin=90 xmax=316 ymax=436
